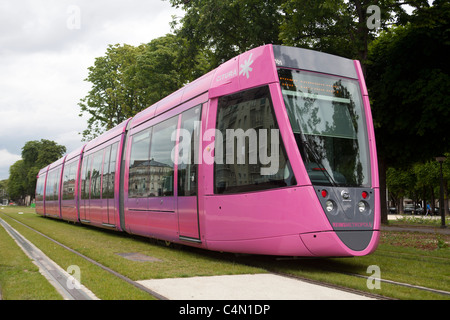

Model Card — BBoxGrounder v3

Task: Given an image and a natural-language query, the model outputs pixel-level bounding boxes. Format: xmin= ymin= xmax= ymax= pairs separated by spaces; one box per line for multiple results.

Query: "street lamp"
xmin=435 ymin=156 xmax=447 ymax=228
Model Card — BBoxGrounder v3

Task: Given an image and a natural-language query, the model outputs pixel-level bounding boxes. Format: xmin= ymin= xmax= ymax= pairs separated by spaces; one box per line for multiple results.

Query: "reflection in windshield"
xmin=279 ymin=69 xmax=370 ymax=187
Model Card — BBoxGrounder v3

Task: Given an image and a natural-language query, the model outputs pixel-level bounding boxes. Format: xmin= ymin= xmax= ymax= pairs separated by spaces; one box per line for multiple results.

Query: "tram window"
xmin=101 ymin=145 xmax=111 ymax=199
xmin=46 ymin=169 xmax=60 ymax=201
xmin=48 ymin=171 xmax=54 ymax=200
xmin=36 ymin=175 xmax=46 ymax=201
xmin=62 ymin=161 xmax=77 ymax=200
xmin=215 ymin=86 xmax=295 ymax=194
xmin=279 ymin=68 xmax=370 ymax=187
xmin=55 ymin=170 xmax=61 ymax=200
xmin=45 ymin=171 xmax=54 ymax=201
xmin=44 ymin=172 xmax=51 ymax=201
xmin=51 ymin=170 xmax=60 ymax=200
xmin=149 ymin=117 xmax=178 ymax=197
xmin=178 ymin=106 xmax=202 ymax=197
xmin=102 ymin=143 xmax=118 ymax=199
xmin=68 ymin=162 xmax=77 ymax=199
xmin=81 ymin=155 xmax=92 ymax=200
xmin=129 ymin=128 xmax=151 ymax=198
xmin=90 ymin=150 xmax=103 ymax=199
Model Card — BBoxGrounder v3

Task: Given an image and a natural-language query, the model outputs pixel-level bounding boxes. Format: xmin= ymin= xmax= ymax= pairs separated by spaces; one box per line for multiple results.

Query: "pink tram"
xmin=35 ymin=45 xmax=380 ymax=257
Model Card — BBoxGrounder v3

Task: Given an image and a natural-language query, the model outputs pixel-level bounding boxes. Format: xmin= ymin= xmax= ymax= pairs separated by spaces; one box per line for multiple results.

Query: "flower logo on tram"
xmin=239 ymin=53 xmax=254 ymax=79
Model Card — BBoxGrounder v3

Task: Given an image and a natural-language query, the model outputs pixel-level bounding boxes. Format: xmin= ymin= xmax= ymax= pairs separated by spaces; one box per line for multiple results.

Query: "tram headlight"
xmin=358 ymin=201 xmax=369 ymax=213
xmin=325 ymin=200 xmax=335 ymax=212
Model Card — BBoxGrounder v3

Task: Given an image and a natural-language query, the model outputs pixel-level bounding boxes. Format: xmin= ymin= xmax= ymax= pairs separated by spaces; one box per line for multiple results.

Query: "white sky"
xmin=0 ymin=0 xmax=184 ymax=180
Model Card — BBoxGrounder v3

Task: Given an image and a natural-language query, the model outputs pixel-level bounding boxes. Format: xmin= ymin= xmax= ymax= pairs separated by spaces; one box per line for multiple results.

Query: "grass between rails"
xmin=0 ymin=207 xmax=264 ymax=300
xmin=0 ymin=206 xmax=449 ymax=300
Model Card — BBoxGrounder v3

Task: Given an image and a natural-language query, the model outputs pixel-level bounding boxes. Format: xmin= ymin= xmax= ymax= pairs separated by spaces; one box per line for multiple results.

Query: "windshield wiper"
xmin=285 ymin=96 xmax=338 ymax=187
xmin=297 ymin=129 xmax=338 ymax=188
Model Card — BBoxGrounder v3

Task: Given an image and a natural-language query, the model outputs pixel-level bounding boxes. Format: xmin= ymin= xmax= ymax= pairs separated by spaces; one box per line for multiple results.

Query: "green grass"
xmin=0 ymin=214 xmax=62 ymax=300
xmin=238 ymin=227 xmax=450 ymax=300
xmin=1 ymin=206 xmax=449 ymax=300
xmin=0 ymin=207 xmax=264 ymax=300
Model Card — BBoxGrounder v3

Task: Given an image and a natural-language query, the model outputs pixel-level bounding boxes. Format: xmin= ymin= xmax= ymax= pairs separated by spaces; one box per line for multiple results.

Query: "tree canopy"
xmin=7 ymin=139 xmax=66 ymax=201
xmin=387 ymin=154 xmax=450 ymax=214
xmin=169 ymin=0 xmax=284 ymax=67
xmin=78 ymin=34 xmax=209 ymax=141
xmin=169 ymin=0 xmax=428 ymax=74
xmin=367 ymin=1 xmax=450 ymax=167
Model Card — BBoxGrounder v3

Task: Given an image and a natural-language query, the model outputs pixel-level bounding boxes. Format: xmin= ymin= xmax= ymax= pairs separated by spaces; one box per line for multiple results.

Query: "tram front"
xmin=275 ymin=45 xmax=380 ymax=255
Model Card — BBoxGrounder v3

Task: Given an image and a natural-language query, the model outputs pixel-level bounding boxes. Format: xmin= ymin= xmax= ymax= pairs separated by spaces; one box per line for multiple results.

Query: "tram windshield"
xmin=279 ymin=69 xmax=370 ymax=187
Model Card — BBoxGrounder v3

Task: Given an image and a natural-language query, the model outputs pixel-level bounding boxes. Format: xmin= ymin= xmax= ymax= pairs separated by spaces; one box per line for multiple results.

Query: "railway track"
xmin=1 ymin=212 xmax=449 ymax=300
xmin=0 ymin=213 xmax=167 ymax=300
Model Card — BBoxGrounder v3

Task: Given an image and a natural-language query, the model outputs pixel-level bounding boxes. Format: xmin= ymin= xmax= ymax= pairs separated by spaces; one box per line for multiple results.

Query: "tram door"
xmin=88 ymin=149 xmax=104 ymax=224
xmin=81 ymin=144 xmax=118 ymax=227
xmin=80 ymin=154 xmax=92 ymax=222
xmin=101 ymin=143 xmax=118 ymax=227
xmin=177 ymin=105 xmax=202 ymax=241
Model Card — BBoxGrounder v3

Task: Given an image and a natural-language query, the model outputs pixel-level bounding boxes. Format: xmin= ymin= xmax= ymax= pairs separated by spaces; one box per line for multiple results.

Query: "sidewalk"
xmin=137 ymin=274 xmax=374 ymax=300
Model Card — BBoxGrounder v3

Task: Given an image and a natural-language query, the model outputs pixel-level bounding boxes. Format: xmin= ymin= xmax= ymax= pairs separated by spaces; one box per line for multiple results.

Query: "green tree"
xmin=388 ymin=156 xmax=450 ymax=216
xmin=386 ymin=166 xmax=416 ymax=213
xmin=367 ymin=1 xmax=450 ymax=222
xmin=133 ymin=34 xmax=205 ymax=106
xmin=7 ymin=140 xmax=66 ymax=201
xmin=78 ymin=34 xmax=208 ymax=141
xmin=169 ymin=0 xmax=284 ymax=67
xmin=279 ymin=0 xmax=418 ymax=75
xmin=368 ymin=2 xmax=450 ymax=166
xmin=413 ymin=161 xmax=440 ymax=212
xmin=7 ymin=160 xmax=27 ymax=201
xmin=22 ymin=139 xmax=66 ymax=169
xmin=169 ymin=0 xmax=426 ymax=75
xmin=78 ymin=43 xmax=147 ymax=141
xmin=0 ymin=179 xmax=8 ymax=204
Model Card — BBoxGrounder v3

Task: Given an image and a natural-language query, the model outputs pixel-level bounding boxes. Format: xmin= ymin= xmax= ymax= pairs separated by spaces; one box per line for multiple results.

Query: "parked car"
xmin=404 ymin=205 xmax=415 ymax=214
